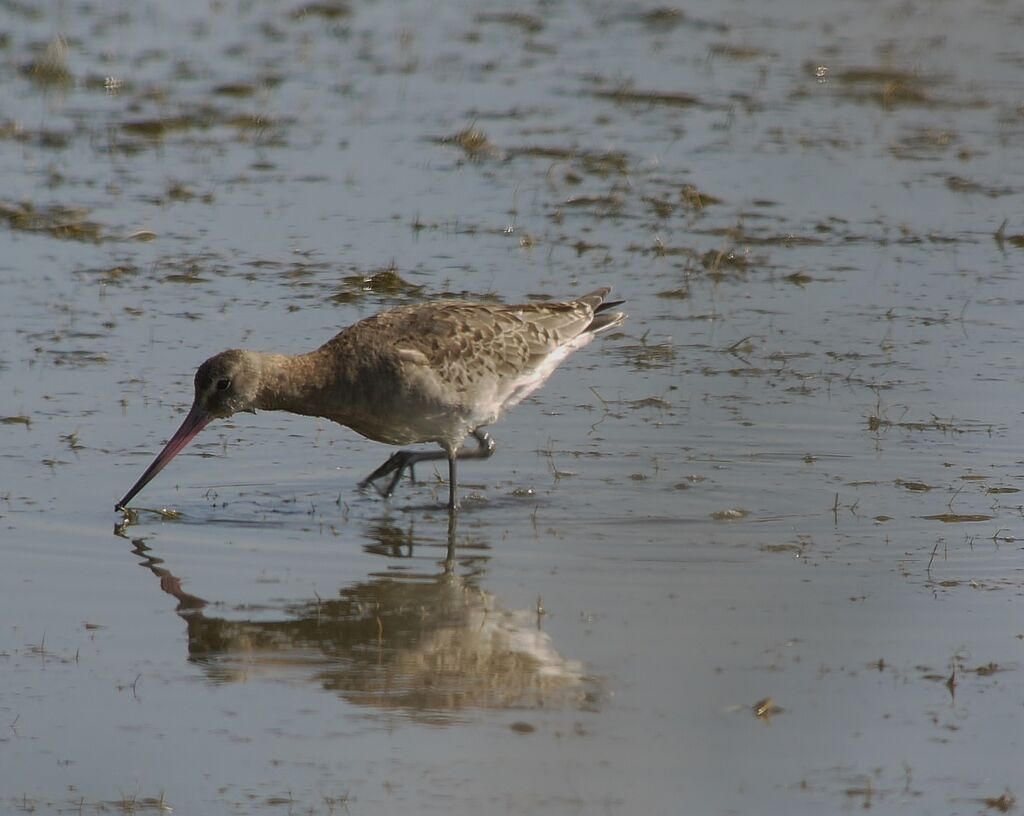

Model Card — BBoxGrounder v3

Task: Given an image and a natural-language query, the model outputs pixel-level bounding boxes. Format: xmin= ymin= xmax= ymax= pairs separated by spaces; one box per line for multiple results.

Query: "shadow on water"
xmin=114 ymin=515 xmax=592 ymax=722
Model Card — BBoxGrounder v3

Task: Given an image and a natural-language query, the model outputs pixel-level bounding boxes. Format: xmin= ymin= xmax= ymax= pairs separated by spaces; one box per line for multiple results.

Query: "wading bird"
xmin=115 ymin=287 xmax=625 ymax=512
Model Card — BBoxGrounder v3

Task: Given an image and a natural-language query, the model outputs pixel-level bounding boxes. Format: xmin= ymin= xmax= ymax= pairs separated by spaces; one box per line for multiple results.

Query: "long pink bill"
xmin=115 ymin=402 xmax=213 ymax=511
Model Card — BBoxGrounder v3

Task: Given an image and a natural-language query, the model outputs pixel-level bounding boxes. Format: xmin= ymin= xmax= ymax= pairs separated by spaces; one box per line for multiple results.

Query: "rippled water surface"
xmin=2 ymin=0 xmax=1024 ymax=813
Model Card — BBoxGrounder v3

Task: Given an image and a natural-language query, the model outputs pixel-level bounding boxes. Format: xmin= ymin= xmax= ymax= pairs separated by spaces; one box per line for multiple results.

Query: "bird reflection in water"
xmin=116 ymin=516 xmax=591 ymax=719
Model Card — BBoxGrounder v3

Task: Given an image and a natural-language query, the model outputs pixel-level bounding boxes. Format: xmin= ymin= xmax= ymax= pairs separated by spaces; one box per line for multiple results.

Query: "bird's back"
xmin=314 ymin=288 xmax=625 ymax=446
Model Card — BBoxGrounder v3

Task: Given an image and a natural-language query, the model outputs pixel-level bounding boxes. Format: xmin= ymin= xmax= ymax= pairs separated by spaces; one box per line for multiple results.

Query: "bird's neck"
xmin=253 ymin=350 xmax=349 ymax=419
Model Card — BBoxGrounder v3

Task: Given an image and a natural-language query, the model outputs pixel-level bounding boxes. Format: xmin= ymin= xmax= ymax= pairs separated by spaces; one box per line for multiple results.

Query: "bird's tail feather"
xmin=581 ymin=287 xmax=626 ymax=335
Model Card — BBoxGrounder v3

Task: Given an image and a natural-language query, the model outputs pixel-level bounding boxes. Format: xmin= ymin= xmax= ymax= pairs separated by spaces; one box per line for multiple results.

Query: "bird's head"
xmin=193 ymin=349 xmax=262 ymax=418
xmin=115 ymin=349 xmax=262 ymax=511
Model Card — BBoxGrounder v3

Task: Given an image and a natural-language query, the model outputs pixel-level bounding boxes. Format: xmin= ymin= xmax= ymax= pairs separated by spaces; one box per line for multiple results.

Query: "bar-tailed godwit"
xmin=116 ymin=287 xmax=625 ymax=512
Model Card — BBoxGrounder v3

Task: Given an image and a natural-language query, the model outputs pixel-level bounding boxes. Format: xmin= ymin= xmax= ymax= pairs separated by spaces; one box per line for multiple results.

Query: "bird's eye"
xmin=216 ymin=377 xmax=231 ymax=391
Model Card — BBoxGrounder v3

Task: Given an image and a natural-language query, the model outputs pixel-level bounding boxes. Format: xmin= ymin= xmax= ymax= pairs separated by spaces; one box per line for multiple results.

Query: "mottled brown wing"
xmin=322 ymin=291 xmax=612 ymax=393
xmin=407 ymin=298 xmax=601 ymax=383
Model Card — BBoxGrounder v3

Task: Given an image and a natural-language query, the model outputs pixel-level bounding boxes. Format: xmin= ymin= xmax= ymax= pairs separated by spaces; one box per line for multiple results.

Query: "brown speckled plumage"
xmin=116 ymin=287 xmax=625 ymax=512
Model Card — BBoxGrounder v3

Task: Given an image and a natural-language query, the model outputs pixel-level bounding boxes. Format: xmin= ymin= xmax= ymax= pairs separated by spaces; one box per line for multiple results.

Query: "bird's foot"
xmin=359 ymin=450 xmax=420 ymax=498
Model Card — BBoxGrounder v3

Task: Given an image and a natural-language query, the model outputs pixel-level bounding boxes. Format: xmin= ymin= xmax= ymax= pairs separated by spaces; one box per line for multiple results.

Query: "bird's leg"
xmin=447 ymin=431 xmax=496 ymax=511
xmin=359 ymin=449 xmax=444 ymax=498
xmin=444 ymin=512 xmax=457 ymax=574
xmin=464 ymin=429 xmax=497 ymax=460
xmin=360 ymin=430 xmax=497 ymax=502
xmin=448 ymin=454 xmax=458 ymax=511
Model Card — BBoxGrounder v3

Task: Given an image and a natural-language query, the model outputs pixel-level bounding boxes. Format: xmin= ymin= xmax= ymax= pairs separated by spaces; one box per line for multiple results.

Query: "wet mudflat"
xmin=2 ymin=0 xmax=1023 ymax=813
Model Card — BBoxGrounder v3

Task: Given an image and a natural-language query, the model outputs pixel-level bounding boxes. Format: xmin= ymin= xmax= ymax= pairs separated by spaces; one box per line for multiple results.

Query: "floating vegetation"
xmin=831 ymin=66 xmax=915 ymax=84
xmin=783 ymin=271 xmax=814 ymax=286
xmin=593 ymin=86 xmax=701 ymax=108
xmin=702 ymin=247 xmax=751 ymax=278
xmin=615 ymin=339 xmax=677 ymax=370
xmin=331 ymin=264 xmax=424 ymax=303
xmin=946 ymin=176 xmax=1014 ymax=197
xmin=824 ymin=64 xmax=987 ymax=109
xmin=831 ymin=68 xmax=931 ymax=107
xmin=0 ymin=201 xmax=106 ymax=242
xmin=475 ymin=11 xmax=543 ymax=34
xmin=0 ymin=124 xmax=73 ymax=150
xmin=162 ymin=261 xmax=209 ymax=284
xmin=680 ymin=184 xmax=722 ymax=211
xmin=970 ymin=662 xmax=1007 ymax=677
xmin=24 ymin=35 xmax=72 ymax=86
xmin=889 ymin=127 xmax=960 ymax=161
xmin=923 ymin=513 xmax=993 ymax=523
xmin=1 ymin=415 xmax=31 ymax=427
xmin=724 ymin=336 xmax=754 ymax=356
xmin=290 ymin=1 xmax=352 ymax=20
xmin=993 ymin=220 xmax=1024 ymax=250
xmin=708 ymin=43 xmax=767 ymax=61
xmin=896 ymin=480 xmax=932 ymax=492
xmin=120 ymin=506 xmax=183 ymax=521
xmin=761 ymin=543 xmax=802 ymax=554
xmin=0 ymin=121 xmax=43 ymax=144
xmin=631 ymin=238 xmax=699 ymax=260
xmin=62 ymin=430 xmax=84 ymax=451
xmin=981 ymin=790 xmax=1016 ymax=813
xmin=100 ymin=792 xmax=174 ymax=812
xmin=121 ymin=116 xmax=198 ymax=138
xmin=876 ymin=80 xmax=933 ymax=108
xmin=753 ymin=696 xmax=783 ymax=721
xmin=644 ymin=196 xmax=675 ymax=218
xmin=629 ymin=396 xmax=672 ymax=410
xmin=88 ymin=74 xmax=129 ymax=95
xmin=578 ymin=150 xmax=630 ymax=177
xmin=504 ymin=145 xmax=630 ymax=177
xmin=118 ymin=103 xmax=251 ymax=147
xmin=866 ymin=410 xmax=994 ymax=435
xmin=48 ymin=349 xmax=109 ymax=366
xmin=213 ymin=82 xmax=258 ymax=97
xmin=433 ymin=126 xmax=500 ymax=160
xmin=452 ymin=125 xmax=495 ymax=156
xmin=563 ymin=193 xmax=624 ymax=214
xmin=569 ymin=238 xmax=609 ymax=255
xmin=623 ymin=7 xmax=728 ymax=32
xmin=166 ymin=180 xmax=200 ymax=201
xmin=633 ymin=8 xmax=688 ymax=29
xmin=711 ymin=508 xmax=749 ymax=521
xmin=227 ymin=113 xmax=290 ymax=146
xmin=696 ymin=224 xmax=823 ymax=247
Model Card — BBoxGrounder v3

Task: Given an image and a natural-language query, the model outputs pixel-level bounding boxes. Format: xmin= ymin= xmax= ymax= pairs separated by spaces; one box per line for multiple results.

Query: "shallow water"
xmin=2 ymin=0 xmax=1023 ymax=813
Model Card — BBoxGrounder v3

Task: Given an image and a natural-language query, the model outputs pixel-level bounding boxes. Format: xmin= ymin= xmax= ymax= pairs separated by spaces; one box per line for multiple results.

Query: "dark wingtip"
xmin=587 ymin=309 xmax=627 ymax=334
xmin=578 ymin=286 xmax=624 ymax=323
